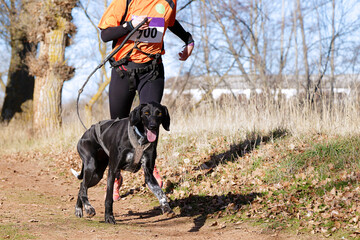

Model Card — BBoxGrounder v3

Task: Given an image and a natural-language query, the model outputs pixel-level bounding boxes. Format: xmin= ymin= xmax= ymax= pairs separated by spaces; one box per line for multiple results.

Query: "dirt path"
xmin=0 ymin=152 xmax=324 ymax=240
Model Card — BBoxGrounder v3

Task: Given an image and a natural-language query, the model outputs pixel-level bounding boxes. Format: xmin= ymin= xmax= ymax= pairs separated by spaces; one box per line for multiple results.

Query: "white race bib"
xmin=130 ymin=16 xmax=165 ymax=43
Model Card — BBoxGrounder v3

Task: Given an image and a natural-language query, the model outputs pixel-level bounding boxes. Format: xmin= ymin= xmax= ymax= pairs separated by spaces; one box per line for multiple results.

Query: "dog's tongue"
xmin=147 ymin=129 xmax=157 ymax=142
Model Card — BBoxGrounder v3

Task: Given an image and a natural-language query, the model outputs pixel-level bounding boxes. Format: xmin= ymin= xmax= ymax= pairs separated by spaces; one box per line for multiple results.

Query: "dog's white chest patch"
xmin=126 ymin=153 xmax=134 ymax=161
xmin=126 ymin=152 xmax=147 ymax=164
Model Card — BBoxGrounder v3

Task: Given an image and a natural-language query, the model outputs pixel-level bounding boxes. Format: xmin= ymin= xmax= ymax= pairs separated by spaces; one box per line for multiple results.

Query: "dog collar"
xmin=134 ymin=126 xmax=145 ymax=144
xmin=128 ymin=122 xmax=151 ymax=148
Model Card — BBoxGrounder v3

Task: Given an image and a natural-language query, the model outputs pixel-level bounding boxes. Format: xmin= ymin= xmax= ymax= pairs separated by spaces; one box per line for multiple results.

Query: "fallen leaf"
xmin=211 ymin=221 xmax=218 ymax=227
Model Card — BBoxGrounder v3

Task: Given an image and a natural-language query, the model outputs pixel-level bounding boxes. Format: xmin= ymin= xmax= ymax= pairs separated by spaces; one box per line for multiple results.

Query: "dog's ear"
xmin=161 ymin=105 xmax=170 ymax=131
xmin=129 ymin=104 xmax=143 ymax=126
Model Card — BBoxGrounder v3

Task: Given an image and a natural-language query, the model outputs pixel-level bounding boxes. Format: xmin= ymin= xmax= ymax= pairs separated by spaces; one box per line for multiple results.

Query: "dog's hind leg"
xmin=74 ymin=164 xmax=84 ymax=218
xmin=75 ymin=171 xmax=97 ymax=218
xmin=81 ymin=156 xmax=106 ymax=218
xmin=75 ymin=186 xmax=84 ymax=218
xmin=75 ymin=148 xmax=107 ymax=218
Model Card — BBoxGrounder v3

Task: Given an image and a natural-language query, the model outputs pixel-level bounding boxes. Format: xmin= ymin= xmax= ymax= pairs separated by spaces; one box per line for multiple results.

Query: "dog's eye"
xmin=158 ymin=112 xmax=162 ymax=117
xmin=144 ymin=112 xmax=150 ymax=115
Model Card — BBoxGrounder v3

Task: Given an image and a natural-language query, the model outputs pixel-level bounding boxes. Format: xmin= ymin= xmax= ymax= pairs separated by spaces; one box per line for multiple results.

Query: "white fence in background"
xmin=163 ymin=88 xmax=352 ymax=101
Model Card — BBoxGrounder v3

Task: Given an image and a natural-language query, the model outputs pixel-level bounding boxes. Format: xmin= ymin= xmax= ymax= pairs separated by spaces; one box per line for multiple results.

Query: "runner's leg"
xmin=137 ymin=63 xmax=165 ymax=187
xmin=109 ymin=68 xmax=136 ymax=119
xmin=108 ymin=68 xmax=136 ymax=199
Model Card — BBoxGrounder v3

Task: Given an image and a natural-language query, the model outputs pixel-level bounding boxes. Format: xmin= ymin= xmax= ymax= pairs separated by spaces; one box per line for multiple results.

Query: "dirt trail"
xmin=0 ymin=152 xmax=324 ymax=240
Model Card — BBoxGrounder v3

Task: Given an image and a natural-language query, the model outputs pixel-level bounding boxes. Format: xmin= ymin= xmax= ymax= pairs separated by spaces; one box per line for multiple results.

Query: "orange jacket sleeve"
xmin=98 ymin=0 xmax=127 ymax=29
xmin=168 ymin=1 xmax=176 ymax=27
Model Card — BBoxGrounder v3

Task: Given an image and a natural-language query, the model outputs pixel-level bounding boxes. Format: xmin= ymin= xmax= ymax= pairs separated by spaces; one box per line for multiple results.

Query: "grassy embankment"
xmin=1 ymin=95 xmax=360 ymax=238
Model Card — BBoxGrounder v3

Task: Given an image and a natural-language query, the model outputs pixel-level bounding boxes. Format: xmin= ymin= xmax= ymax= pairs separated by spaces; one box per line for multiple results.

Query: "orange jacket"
xmin=98 ymin=0 xmax=177 ymax=63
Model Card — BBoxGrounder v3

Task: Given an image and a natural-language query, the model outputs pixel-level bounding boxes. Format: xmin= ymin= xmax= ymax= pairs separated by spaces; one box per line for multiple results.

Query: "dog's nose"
xmin=148 ymin=122 xmax=157 ymax=130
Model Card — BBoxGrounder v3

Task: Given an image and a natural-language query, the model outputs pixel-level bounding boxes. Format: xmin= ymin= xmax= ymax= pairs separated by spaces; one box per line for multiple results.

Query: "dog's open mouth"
xmin=146 ymin=129 xmax=157 ymax=142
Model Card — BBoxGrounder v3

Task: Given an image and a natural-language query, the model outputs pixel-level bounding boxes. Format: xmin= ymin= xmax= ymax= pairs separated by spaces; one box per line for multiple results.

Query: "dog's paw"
xmin=160 ymin=203 xmax=173 ymax=215
xmin=164 ymin=209 xmax=176 ymax=218
xmin=75 ymin=207 xmax=83 ymax=218
xmin=84 ymin=204 xmax=96 ymax=217
xmin=105 ymin=214 xmax=116 ymax=224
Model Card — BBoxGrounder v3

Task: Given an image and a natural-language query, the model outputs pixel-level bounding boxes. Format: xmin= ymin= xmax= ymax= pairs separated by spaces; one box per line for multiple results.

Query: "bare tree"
xmin=26 ymin=0 xmax=77 ymax=130
xmin=296 ymin=0 xmax=311 ymax=99
xmin=171 ymin=0 xmax=360 ymax=105
xmin=206 ymin=0 xmax=254 ymax=88
xmin=329 ymin=0 xmax=335 ymax=105
xmin=0 ymin=0 xmax=35 ymax=122
xmin=78 ymin=0 xmax=111 ymax=126
xmin=293 ymin=1 xmax=300 ymax=94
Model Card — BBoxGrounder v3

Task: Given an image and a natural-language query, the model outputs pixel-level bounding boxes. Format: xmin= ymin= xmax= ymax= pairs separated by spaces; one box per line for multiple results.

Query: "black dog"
xmin=71 ymin=102 xmax=173 ymax=224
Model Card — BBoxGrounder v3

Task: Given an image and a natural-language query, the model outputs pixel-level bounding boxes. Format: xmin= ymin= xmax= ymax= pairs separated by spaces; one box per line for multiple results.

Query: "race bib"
xmin=130 ymin=16 xmax=165 ymax=43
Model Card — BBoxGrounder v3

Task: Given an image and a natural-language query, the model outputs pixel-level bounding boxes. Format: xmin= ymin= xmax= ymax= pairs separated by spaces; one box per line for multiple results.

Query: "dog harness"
xmin=95 ymin=119 xmax=115 ymax=156
xmin=126 ymin=122 xmax=151 ymax=172
xmin=94 ymin=120 xmax=151 ymax=173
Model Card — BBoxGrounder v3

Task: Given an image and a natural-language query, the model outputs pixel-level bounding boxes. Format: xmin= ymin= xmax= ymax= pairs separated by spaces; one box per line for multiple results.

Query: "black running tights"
xmin=109 ymin=63 xmax=165 ymax=119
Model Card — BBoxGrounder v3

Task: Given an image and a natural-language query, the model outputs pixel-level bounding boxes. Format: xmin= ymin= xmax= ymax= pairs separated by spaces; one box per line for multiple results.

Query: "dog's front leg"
xmin=104 ymin=168 xmax=116 ymax=224
xmin=143 ymin=164 xmax=173 ymax=215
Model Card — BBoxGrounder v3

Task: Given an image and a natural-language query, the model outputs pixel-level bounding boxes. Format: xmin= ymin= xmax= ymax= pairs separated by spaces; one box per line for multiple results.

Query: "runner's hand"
xmin=131 ymin=17 xmax=152 ymax=30
xmin=178 ymin=43 xmax=194 ymax=61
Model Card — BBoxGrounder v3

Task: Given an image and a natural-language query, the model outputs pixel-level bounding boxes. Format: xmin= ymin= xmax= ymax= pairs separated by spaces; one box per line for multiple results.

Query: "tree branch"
xmin=0 ymin=72 xmax=6 ymax=92
xmin=177 ymin=0 xmax=195 ymax=13
xmin=78 ymin=1 xmax=100 ymax=35
xmin=193 ymin=59 xmax=236 ymax=109
xmin=0 ymin=0 xmax=11 ymax=15
xmin=311 ymin=33 xmax=339 ymax=102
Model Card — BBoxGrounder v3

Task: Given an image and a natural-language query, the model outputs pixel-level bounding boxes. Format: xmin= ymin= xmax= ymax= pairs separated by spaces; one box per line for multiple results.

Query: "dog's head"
xmin=129 ymin=102 xmax=170 ymax=143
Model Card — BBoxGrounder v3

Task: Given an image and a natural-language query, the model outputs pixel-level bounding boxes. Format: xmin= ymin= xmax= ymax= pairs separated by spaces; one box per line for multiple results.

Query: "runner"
xmin=98 ymin=0 xmax=194 ymax=200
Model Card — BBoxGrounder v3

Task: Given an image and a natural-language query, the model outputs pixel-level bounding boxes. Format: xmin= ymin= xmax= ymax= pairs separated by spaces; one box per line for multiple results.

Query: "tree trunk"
xmin=0 ymin=73 xmax=4 ymax=92
xmin=1 ymin=0 xmax=35 ymax=122
xmin=330 ymin=0 xmax=336 ymax=107
xmin=293 ymin=1 xmax=299 ymax=96
xmin=33 ymin=17 xmax=67 ymax=130
xmin=1 ymin=35 xmax=34 ymax=122
xmin=30 ymin=0 xmax=77 ymax=131
xmin=296 ymin=0 xmax=311 ymax=100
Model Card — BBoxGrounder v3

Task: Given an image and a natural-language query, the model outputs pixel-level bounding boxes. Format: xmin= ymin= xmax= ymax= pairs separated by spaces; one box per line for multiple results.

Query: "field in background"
xmin=3 ymin=91 xmax=360 ymax=153
xmin=1 ymin=94 xmax=360 ymax=238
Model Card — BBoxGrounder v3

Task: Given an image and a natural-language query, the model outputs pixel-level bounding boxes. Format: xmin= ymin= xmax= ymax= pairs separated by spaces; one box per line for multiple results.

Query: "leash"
xmin=77 ymin=17 xmax=149 ymax=129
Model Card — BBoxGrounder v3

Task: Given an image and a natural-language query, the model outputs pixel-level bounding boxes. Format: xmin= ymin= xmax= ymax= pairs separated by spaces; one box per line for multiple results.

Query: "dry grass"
xmin=165 ymin=93 xmax=360 ymax=141
xmin=1 ymin=93 xmax=360 ymax=155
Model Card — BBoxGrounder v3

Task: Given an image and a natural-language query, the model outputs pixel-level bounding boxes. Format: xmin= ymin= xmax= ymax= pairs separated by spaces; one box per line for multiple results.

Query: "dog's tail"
xmin=70 ymin=164 xmax=84 ymax=180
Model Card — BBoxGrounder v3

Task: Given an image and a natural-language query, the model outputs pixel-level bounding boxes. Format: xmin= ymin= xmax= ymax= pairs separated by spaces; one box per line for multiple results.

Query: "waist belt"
xmin=110 ymin=53 xmax=162 ymax=92
xmin=109 ymin=30 xmax=163 ymax=92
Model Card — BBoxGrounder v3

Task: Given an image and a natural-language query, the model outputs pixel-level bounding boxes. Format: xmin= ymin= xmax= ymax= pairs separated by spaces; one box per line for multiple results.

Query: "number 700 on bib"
xmin=130 ymin=17 xmax=165 ymax=43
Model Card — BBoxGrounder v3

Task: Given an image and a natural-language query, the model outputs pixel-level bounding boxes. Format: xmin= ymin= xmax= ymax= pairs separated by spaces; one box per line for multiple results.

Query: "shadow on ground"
xmin=198 ymin=128 xmax=288 ymax=170
xmin=170 ymin=192 xmax=261 ymax=232
xmin=123 ymin=191 xmax=261 ymax=232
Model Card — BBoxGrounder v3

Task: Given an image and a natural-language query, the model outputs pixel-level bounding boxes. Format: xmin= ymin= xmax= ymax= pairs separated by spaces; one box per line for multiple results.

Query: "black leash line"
xmin=76 ymin=18 xmax=148 ymax=129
